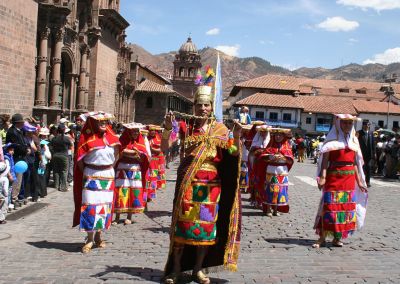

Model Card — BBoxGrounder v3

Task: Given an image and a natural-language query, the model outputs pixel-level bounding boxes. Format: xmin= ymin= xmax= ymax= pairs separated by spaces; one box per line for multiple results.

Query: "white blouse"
xmin=84 ymin=145 xmax=115 ymax=166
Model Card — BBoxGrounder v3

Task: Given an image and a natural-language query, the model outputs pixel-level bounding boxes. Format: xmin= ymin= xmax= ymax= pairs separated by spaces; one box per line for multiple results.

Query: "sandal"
xmin=273 ymin=211 xmax=280 ymax=216
xmin=81 ymin=241 xmax=94 ymax=254
xmin=312 ymin=238 xmax=326 ymax=248
xmin=124 ymin=219 xmax=132 ymax=225
xmin=192 ymin=271 xmax=210 ymax=284
xmin=163 ymin=273 xmax=179 ymax=284
xmin=111 ymin=220 xmax=119 ymax=225
xmin=332 ymin=239 xmax=343 ymax=247
xmin=266 ymin=212 xmax=272 ymax=217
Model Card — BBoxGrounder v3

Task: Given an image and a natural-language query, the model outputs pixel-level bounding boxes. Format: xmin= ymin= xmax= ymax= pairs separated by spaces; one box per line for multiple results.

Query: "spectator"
xmin=38 ymin=127 xmax=51 ymax=198
xmin=51 ymin=124 xmax=71 ymax=192
xmin=65 ymin=126 xmax=75 ymax=186
xmin=6 ymin=114 xmax=29 ymax=205
xmin=357 ymin=120 xmax=375 ymax=187
xmin=23 ymin=121 xmax=40 ymax=202
xmin=0 ymin=161 xmax=10 ymax=224
xmin=3 ymin=143 xmax=16 ymax=210
xmin=0 ymin=114 xmax=11 ymax=146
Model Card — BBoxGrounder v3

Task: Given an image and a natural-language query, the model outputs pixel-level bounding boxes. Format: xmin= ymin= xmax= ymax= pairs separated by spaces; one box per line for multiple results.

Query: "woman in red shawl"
xmin=256 ymin=128 xmax=293 ymax=217
xmin=147 ymin=125 xmax=165 ymax=201
xmin=72 ymin=112 xmax=120 ymax=254
xmin=113 ymin=123 xmax=149 ymax=225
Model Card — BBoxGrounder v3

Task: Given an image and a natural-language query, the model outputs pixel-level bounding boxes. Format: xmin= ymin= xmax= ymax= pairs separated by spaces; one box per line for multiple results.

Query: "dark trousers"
xmin=53 ymin=153 xmax=68 ymax=191
xmin=363 ymin=162 xmax=371 ymax=185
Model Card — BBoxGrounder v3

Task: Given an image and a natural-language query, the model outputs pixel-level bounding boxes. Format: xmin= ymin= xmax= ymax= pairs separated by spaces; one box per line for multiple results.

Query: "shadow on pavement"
xmin=143 ymin=226 xmax=170 ymax=234
xmin=241 ymin=211 xmax=265 ymax=217
xmin=27 ymin=240 xmax=81 ymax=252
xmin=145 ymin=210 xmax=172 ymax=218
xmin=263 ymin=237 xmax=315 ymax=246
xmin=90 ymin=266 xmax=229 ymax=283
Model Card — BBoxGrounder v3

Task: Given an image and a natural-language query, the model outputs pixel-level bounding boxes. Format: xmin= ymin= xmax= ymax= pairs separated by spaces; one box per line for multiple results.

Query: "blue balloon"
xmin=15 ymin=161 xmax=28 ymax=173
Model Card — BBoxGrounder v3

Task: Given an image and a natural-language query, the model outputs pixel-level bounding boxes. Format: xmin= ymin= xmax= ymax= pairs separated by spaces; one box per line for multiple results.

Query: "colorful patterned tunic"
xmin=80 ymin=146 xmax=115 ymax=232
xmin=315 ymin=148 xmax=357 ymax=239
xmin=174 ymin=144 xmax=222 ymax=245
xmin=165 ymin=121 xmax=241 ymax=274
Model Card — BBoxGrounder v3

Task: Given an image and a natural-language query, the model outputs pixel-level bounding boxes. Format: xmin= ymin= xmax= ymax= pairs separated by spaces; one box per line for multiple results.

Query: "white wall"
xmin=357 ymin=113 xmax=400 ymax=130
xmin=301 ymin=113 xmax=316 ymax=132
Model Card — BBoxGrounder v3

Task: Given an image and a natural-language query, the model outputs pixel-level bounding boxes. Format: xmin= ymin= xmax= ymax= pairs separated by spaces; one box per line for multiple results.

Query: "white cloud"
xmin=316 ymin=16 xmax=359 ymax=32
xmin=206 ymin=28 xmax=220 ymax=35
xmin=337 ymin=0 xmax=400 ymax=11
xmin=215 ymin=44 xmax=240 ymax=56
xmin=363 ymin=47 xmax=400 ymax=64
xmin=348 ymin=38 xmax=358 ymax=42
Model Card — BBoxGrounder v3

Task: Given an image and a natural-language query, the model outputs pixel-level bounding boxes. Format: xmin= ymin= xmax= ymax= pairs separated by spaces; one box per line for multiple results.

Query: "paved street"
xmin=1 ymin=159 xmax=400 ymax=284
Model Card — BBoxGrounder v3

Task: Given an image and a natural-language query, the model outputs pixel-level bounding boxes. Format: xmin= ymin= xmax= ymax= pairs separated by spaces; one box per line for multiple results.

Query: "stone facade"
xmin=0 ymin=0 xmax=131 ymax=124
xmin=0 ymin=0 xmax=38 ymax=116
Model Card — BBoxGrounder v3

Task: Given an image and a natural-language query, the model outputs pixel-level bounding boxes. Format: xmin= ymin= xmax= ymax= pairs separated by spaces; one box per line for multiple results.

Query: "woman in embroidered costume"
xmin=239 ymin=125 xmax=252 ymax=193
xmin=113 ymin=123 xmax=150 ymax=225
xmin=256 ymin=128 xmax=294 ymax=216
xmin=248 ymin=123 xmax=270 ymax=206
xmin=313 ymin=114 xmax=367 ymax=248
xmin=162 ymin=85 xmax=242 ymax=284
xmin=72 ymin=112 xmax=121 ymax=254
xmin=147 ymin=125 xmax=165 ymax=201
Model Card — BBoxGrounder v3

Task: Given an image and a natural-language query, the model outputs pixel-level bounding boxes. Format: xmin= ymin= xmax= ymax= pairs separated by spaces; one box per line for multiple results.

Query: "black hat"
xmin=11 ymin=113 xmax=24 ymax=123
xmin=362 ymin=120 xmax=370 ymax=125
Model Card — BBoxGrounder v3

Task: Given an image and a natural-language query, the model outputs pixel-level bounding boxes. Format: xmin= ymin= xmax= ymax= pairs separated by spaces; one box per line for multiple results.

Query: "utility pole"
xmin=384 ymin=73 xmax=397 ymax=129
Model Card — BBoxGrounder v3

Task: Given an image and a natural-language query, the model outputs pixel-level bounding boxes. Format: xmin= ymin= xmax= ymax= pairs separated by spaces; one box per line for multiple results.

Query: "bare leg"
xmin=312 ymin=231 xmax=326 ymax=248
xmin=94 ymin=231 xmax=106 ymax=248
xmin=112 ymin=213 xmax=120 ymax=225
xmin=272 ymin=205 xmax=280 ymax=216
xmin=192 ymin=246 xmax=210 ymax=284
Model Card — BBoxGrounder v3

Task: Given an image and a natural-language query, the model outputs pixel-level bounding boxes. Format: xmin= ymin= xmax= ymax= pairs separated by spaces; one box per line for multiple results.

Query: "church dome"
xmin=179 ymin=37 xmax=198 ymax=54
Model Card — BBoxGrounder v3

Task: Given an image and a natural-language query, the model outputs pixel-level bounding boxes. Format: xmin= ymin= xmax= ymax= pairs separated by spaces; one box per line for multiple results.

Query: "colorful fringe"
xmin=114 ymin=163 xmax=146 ymax=214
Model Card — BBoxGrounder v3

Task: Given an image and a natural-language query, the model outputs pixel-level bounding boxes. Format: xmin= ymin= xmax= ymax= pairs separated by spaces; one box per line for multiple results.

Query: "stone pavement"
xmin=1 ymin=159 xmax=400 ymax=283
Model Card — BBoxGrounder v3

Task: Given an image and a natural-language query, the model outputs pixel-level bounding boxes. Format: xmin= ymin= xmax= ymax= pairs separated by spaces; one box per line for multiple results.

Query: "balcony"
xmin=315 ymin=124 xmax=331 ymax=132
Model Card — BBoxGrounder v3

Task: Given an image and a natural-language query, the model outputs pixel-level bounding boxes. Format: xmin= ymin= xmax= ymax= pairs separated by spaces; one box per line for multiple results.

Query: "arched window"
xmin=179 ymin=67 xmax=185 ymax=77
xmin=188 ymin=67 xmax=194 ymax=77
xmin=146 ymin=96 xmax=153 ymax=108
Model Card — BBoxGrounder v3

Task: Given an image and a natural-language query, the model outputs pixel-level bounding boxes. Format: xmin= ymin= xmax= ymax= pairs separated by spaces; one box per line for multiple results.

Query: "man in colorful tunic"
xmin=72 ymin=112 xmax=120 ymax=253
xmin=162 ymin=85 xmax=242 ymax=284
xmin=113 ymin=123 xmax=149 ymax=225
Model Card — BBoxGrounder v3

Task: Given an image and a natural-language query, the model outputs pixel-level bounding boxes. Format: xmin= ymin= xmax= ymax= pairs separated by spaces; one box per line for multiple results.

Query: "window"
xmin=339 ymin=88 xmax=350 ymax=93
xmin=356 ymin=89 xmax=367 ymax=94
xmin=306 ymin=117 xmax=312 ymax=124
xmin=146 ymin=97 xmax=153 ymax=108
xmin=378 ymin=120 xmax=384 ymax=128
xmin=269 ymin=112 xmax=278 ymax=120
xmin=255 ymin=111 xmax=264 ymax=120
xmin=282 ymin=113 xmax=292 ymax=122
xmin=393 ymin=121 xmax=399 ymax=129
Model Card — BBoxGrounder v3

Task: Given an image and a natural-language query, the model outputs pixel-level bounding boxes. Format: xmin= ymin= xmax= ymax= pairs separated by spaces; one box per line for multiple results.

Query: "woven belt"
xmin=84 ymin=164 xmax=113 ymax=170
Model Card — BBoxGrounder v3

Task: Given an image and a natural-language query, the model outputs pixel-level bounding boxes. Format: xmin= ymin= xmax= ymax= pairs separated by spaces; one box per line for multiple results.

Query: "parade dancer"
xmin=239 ymin=125 xmax=252 ymax=193
xmin=313 ymin=114 xmax=368 ymax=248
xmin=256 ymin=128 xmax=293 ymax=216
xmin=162 ymin=84 xmax=242 ymax=284
xmin=72 ymin=112 xmax=120 ymax=254
xmin=249 ymin=123 xmax=270 ymax=206
xmin=113 ymin=123 xmax=149 ymax=225
xmin=146 ymin=125 xmax=163 ymax=201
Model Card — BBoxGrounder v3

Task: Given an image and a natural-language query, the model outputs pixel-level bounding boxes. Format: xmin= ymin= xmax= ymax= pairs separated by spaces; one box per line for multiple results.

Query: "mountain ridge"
xmin=128 ymin=44 xmax=400 ymax=97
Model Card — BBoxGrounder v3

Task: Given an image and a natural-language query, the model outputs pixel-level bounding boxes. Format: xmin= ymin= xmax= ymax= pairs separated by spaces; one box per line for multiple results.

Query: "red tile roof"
xmin=230 ymin=74 xmax=400 ymax=101
xmin=136 ymin=79 xmax=192 ymax=103
xmin=234 ymin=93 xmax=304 ymax=109
xmin=353 ymin=100 xmax=400 ymax=114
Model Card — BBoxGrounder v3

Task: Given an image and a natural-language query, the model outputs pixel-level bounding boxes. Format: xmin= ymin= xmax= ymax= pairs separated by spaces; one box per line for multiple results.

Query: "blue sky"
xmin=120 ymin=0 xmax=400 ymax=69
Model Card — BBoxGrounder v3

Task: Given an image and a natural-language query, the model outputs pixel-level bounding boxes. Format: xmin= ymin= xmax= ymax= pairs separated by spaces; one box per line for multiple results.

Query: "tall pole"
xmin=385 ymin=73 xmax=397 ymax=129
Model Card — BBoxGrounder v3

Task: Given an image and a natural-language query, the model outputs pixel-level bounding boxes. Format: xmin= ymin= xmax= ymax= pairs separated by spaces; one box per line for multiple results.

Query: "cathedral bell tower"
xmin=172 ymin=37 xmax=202 ymax=99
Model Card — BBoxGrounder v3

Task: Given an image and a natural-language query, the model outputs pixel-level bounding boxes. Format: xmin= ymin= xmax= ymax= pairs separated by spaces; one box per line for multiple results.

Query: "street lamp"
xmin=383 ymin=74 xmax=397 ymax=129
